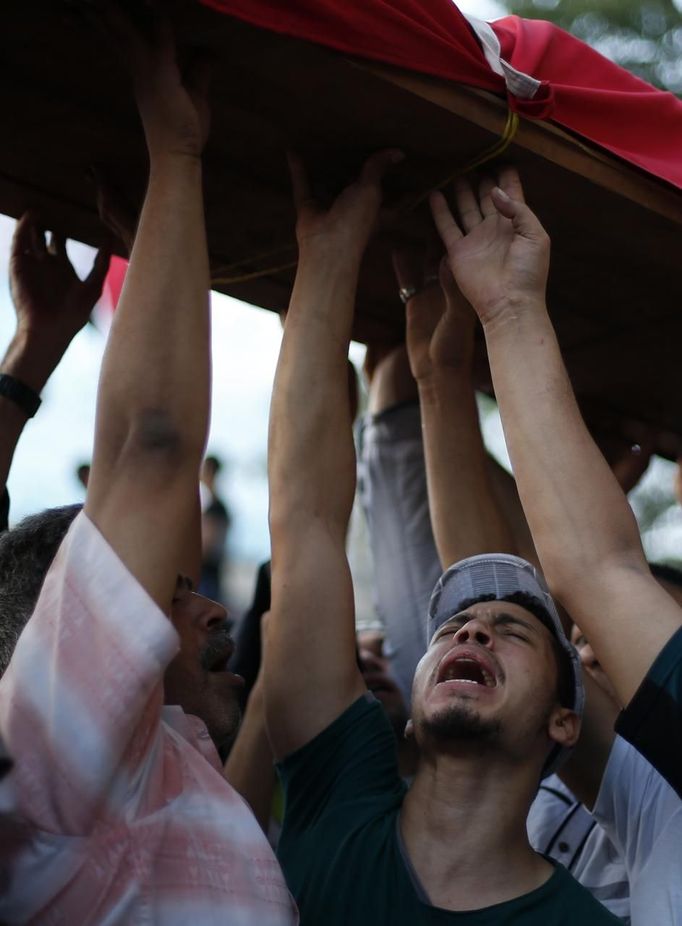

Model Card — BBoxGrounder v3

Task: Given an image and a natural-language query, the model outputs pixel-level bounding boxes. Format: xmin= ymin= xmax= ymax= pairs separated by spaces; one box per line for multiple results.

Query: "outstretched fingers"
xmin=478 ymin=176 xmax=497 ymax=219
xmin=11 ymin=212 xmax=39 ymax=260
xmin=491 ymin=186 xmax=547 ymax=244
xmin=429 ymin=191 xmax=463 ymax=254
xmin=497 ymin=165 xmax=526 ymax=204
xmin=454 ymin=178 xmax=483 ymax=233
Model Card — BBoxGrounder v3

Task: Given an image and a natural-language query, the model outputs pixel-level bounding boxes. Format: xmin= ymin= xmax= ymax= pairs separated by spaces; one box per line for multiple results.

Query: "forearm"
xmin=93 ymin=155 xmax=210 ymax=468
xmin=0 ymin=330 xmax=69 ymax=495
xmin=483 ymin=302 xmax=681 ymax=701
xmin=266 ymin=248 xmax=367 ymax=759
xmin=418 ymin=368 xmax=516 ymax=569
xmin=269 ymin=249 xmax=359 ymax=534
xmin=224 ymin=680 xmax=276 ymax=832
xmin=85 ymin=153 xmax=210 ymax=609
xmin=483 ymin=304 xmax=644 ymax=578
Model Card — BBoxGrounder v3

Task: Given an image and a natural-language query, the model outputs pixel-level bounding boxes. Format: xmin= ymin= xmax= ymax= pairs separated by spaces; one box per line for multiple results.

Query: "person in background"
xmin=199 ymin=453 xmax=231 ymax=605
xmin=75 ymin=462 xmax=91 ymax=490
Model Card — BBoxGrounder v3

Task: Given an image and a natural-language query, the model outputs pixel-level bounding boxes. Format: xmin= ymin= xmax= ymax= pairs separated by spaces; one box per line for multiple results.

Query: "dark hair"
xmin=0 ymin=504 xmax=82 ymax=677
xmin=454 ymin=591 xmax=574 ymax=709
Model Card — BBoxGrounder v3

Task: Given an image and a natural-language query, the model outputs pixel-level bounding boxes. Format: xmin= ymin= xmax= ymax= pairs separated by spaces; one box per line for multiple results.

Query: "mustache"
xmin=199 ymin=623 xmax=234 ymax=671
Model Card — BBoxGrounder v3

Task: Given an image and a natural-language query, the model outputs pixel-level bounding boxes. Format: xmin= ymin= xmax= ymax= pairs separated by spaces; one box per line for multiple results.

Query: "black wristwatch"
xmin=0 ymin=373 xmax=42 ymax=418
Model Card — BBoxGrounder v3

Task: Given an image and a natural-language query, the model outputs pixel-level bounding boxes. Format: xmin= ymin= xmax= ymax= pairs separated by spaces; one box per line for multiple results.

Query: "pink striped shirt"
xmin=0 ymin=512 xmax=298 ymax=925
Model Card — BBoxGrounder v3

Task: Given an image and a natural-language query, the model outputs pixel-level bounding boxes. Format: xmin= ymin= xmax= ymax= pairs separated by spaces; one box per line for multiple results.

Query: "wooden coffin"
xmin=2 ymin=0 xmax=681 ymax=454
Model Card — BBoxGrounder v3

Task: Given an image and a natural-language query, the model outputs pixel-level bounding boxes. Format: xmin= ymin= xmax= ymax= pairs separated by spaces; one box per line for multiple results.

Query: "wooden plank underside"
xmin=2 ymin=0 xmax=681 ymax=453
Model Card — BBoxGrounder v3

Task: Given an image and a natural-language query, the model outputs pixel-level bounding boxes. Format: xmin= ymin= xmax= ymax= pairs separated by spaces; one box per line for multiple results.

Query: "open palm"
xmin=430 ymin=168 xmax=550 ymax=327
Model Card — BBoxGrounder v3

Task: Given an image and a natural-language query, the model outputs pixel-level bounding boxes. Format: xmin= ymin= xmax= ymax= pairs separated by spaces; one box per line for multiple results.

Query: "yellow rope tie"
xmin=400 ymin=109 xmax=520 ymax=215
xmin=459 ymin=109 xmax=520 ymax=177
xmin=211 ymin=109 xmax=520 ymax=288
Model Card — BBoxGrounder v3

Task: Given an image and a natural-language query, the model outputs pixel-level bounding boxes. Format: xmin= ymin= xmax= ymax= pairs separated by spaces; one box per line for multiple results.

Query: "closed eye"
xmin=494 ymin=613 xmax=538 ymax=644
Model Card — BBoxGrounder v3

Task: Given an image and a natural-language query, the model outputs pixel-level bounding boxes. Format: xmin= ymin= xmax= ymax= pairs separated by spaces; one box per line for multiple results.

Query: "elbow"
xmin=133 ymin=409 xmax=183 ymax=453
xmin=122 ymin=408 xmax=203 ymax=469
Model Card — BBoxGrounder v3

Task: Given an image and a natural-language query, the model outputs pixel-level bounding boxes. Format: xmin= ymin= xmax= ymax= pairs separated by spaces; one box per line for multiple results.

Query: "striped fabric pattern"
xmin=0 ymin=512 xmax=298 ymax=926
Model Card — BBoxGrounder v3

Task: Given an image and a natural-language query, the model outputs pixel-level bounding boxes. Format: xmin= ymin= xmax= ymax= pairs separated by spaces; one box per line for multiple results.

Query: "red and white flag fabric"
xmin=199 ymin=0 xmax=682 ymax=190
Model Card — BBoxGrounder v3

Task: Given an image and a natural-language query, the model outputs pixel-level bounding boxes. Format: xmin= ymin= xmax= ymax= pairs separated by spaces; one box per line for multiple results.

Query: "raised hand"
xmin=80 ymin=1 xmax=210 ymax=161
xmin=9 ymin=212 xmax=110 ymax=347
xmin=399 ymin=252 xmax=476 ymax=384
xmin=289 ymin=150 xmax=403 ymax=262
xmin=430 ymin=167 xmax=550 ymax=327
xmin=93 ymin=169 xmax=137 ymax=256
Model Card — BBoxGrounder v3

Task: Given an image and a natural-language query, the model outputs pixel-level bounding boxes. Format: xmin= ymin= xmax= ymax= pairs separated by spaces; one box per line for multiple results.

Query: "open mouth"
xmin=437 ymin=655 xmax=497 ymax=689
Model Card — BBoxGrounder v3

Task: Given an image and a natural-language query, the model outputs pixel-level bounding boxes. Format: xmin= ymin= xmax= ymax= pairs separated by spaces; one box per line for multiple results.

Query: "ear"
xmin=547 ymin=707 xmax=580 ymax=749
xmin=404 ymin=718 xmax=414 ymax=740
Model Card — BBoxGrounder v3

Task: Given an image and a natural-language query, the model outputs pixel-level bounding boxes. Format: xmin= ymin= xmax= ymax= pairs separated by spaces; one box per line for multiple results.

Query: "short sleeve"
xmin=616 ymin=626 xmax=682 ymax=798
xmin=593 ymin=733 xmax=682 ymax=922
xmin=277 ymin=694 xmax=405 ymax=838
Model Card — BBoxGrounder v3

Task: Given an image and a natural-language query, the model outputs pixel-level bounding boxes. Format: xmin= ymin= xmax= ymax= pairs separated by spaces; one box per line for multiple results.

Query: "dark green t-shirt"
xmin=277 ymin=694 xmax=620 ymax=925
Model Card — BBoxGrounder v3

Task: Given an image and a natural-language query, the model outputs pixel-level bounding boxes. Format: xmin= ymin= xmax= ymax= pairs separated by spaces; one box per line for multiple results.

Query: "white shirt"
xmin=528 ymin=775 xmax=629 ymax=921
xmin=593 ymin=734 xmax=682 ymax=926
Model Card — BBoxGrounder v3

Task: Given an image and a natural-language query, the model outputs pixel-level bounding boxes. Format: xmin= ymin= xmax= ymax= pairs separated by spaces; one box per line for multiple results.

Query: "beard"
xmin=421 ymin=701 xmax=501 ymax=745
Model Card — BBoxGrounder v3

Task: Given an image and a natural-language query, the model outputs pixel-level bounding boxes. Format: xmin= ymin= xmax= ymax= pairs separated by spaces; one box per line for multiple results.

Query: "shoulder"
xmin=594 ymin=734 xmax=682 ymax=862
xmin=277 ymin=694 xmax=404 ymax=840
xmin=277 ymin=693 xmax=398 ymax=786
xmin=616 ymin=626 xmax=682 ymax=798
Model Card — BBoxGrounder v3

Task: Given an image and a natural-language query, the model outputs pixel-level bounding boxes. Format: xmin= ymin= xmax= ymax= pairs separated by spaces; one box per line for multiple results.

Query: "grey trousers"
xmin=357 ymin=402 xmax=442 ymax=706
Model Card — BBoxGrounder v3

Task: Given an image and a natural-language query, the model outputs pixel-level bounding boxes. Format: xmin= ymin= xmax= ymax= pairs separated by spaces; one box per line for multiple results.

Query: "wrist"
xmin=478 ymin=295 xmax=548 ymax=338
xmin=296 ymin=245 xmax=363 ymax=284
xmin=416 ymin=365 xmax=472 ymax=405
xmin=1 ymin=329 xmax=66 ymax=393
xmin=148 ymin=151 xmax=204 ymax=181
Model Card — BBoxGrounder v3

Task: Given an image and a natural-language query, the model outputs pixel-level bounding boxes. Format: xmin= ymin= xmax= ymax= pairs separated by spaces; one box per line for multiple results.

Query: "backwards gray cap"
xmin=426 ymin=553 xmax=585 ymax=777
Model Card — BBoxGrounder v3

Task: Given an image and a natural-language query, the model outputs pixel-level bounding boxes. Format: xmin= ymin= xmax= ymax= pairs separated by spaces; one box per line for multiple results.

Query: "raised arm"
xmin=84 ymin=8 xmax=210 ymax=608
xmin=0 ymin=215 xmax=109 ymax=523
xmin=402 ymin=253 xmax=516 ymax=567
xmin=430 ymin=169 xmax=682 ymax=708
xmin=265 ymin=151 xmax=401 ymax=759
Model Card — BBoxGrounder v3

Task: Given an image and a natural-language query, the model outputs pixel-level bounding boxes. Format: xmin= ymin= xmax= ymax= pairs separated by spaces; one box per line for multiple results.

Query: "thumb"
xmin=491 ymin=187 xmax=546 ymax=241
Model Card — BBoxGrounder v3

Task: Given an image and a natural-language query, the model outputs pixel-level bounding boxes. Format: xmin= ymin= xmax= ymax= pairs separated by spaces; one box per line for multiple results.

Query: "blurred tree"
xmin=504 ymin=0 xmax=682 ymax=93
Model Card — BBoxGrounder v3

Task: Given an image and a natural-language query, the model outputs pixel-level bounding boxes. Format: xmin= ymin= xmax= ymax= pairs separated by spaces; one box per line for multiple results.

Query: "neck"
xmin=397 ymin=737 xmax=419 ymax=779
xmin=400 ymin=748 xmax=551 ymax=911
